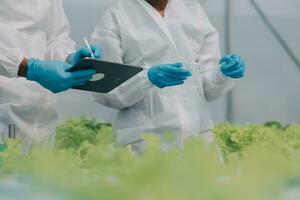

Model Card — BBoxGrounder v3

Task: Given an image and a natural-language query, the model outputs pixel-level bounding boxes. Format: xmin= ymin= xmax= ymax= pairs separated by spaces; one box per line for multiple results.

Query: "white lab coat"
xmin=0 ymin=0 xmax=75 ymax=145
xmin=92 ymin=0 xmax=236 ymax=147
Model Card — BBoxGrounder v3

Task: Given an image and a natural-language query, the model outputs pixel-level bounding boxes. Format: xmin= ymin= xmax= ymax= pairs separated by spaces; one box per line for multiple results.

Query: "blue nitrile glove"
xmin=27 ymin=59 xmax=96 ymax=93
xmin=148 ymin=62 xmax=192 ymax=89
xmin=220 ymin=54 xmax=245 ymax=79
xmin=67 ymin=45 xmax=102 ymax=65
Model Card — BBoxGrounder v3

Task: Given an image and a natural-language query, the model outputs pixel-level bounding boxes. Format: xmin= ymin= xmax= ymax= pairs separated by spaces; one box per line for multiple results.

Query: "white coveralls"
xmin=92 ymin=0 xmax=236 ymax=150
xmin=0 ymin=0 xmax=75 ymax=145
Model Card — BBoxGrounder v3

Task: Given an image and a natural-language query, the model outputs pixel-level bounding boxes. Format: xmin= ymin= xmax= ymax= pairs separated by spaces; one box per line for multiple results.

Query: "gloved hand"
xmin=67 ymin=45 xmax=102 ymax=65
xmin=27 ymin=59 xmax=96 ymax=93
xmin=220 ymin=54 xmax=245 ymax=79
xmin=148 ymin=62 xmax=192 ymax=89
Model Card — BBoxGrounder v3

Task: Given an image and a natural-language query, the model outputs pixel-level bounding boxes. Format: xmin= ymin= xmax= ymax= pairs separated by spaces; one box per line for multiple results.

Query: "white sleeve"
xmin=91 ymin=11 xmax=153 ymax=110
xmin=0 ymin=75 xmax=58 ymax=143
xmin=0 ymin=25 xmax=25 ymax=77
xmin=44 ymin=0 xmax=75 ymax=61
xmin=0 ymin=0 xmax=74 ymax=77
xmin=196 ymin=5 xmax=236 ymax=102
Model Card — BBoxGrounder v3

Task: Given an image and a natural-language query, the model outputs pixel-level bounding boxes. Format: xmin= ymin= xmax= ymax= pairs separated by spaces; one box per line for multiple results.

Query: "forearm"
xmin=17 ymin=58 xmax=29 ymax=77
xmin=94 ymin=69 xmax=153 ymax=109
xmin=203 ymin=68 xmax=236 ymax=102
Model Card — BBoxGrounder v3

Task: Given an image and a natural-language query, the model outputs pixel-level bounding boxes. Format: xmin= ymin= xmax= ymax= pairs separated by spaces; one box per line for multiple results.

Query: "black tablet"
xmin=68 ymin=59 xmax=143 ymax=93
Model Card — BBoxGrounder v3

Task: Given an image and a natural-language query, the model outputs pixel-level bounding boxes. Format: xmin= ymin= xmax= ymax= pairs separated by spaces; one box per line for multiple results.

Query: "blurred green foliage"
xmin=56 ymin=116 xmax=114 ymax=151
xmin=1 ymin=118 xmax=300 ymax=200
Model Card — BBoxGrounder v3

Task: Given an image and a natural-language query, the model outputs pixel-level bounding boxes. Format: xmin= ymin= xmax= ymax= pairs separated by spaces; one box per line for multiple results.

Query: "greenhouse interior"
xmin=0 ymin=0 xmax=299 ymax=199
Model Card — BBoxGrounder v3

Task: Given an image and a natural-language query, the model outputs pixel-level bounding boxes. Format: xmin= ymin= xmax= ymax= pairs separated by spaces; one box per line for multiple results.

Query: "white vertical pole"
xmin=225 ymin=0 xmax=234 ymax=122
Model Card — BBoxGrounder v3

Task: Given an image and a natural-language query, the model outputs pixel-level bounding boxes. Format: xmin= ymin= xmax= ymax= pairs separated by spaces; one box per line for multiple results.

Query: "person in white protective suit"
xmin=0 ymin=0 xmax=101 ymax=147
xmin=0 ymin=75 xmax=57 ymax=149
xmin=91 ymin=0 xmax=246 ymax=151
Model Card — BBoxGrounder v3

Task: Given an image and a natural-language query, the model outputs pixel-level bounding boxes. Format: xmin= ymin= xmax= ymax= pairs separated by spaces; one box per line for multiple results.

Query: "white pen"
xmin=83 ymin=37 xmax=95 ymax=59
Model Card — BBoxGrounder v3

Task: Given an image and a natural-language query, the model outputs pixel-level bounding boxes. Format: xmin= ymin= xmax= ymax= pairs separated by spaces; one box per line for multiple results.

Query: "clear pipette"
xmin=184 ymin=63 xmax=219 ymax=75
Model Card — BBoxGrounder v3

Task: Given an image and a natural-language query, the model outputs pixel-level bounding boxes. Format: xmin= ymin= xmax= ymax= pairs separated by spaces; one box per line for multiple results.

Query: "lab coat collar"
xmin=136 ymin=0 xmax=177 ymax=49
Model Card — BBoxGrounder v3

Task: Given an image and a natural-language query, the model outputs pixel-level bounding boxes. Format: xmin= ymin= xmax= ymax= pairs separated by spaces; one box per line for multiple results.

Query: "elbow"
xmin=93 ymin=93 xmax=133 ymax=110
xmin=204 ymin=92 xmax=221 ymax=103
xmin=108 ymin=98 xmax=138 ymax=110
xmin=204 ymin=85 xmax=235 ymax=102
xmin=203 ymin=79 xmax=236 ymax=102
xmin=107 ymin=101 xmax=131 ymax=110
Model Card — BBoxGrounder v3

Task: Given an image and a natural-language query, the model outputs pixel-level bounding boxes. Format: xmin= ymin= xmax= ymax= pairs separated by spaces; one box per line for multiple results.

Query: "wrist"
xmin=142 ymin=66 xmax=153 ymax=89
xmin=213 ymin=68 xmax=232 ymax=85
xmin=146 ymin=66 xmax=156 ymax=88
xmin=26 ymin=58 xmax=40 ymax=81
xmin=147 ymin=67 xmax=153 ymax=82
xmin=67 ymin=52 xmax=76 ymax=65
xmin=18 ymin=58 xmax=29 ymax=77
